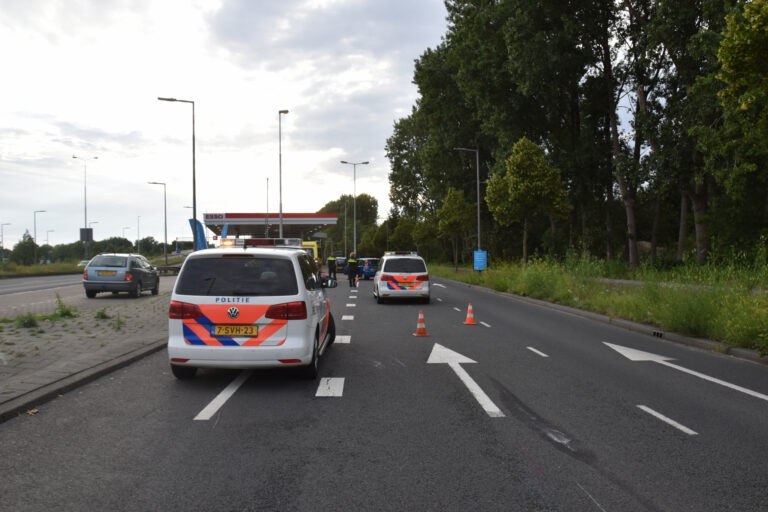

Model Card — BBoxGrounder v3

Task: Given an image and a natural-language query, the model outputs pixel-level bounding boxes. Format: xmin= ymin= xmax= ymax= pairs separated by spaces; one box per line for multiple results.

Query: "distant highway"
xmin=0 ymin=274 xmax=82 ymax=295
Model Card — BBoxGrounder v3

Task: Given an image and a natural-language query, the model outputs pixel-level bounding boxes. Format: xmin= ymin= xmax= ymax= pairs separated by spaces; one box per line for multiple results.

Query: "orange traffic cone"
xmin=463 ymin=303 xmax=478 ymax=325
xmin=355 ymin=274 xmax=360 ymax=287
xmin=413 ymin=310 xmax=430 ymax=337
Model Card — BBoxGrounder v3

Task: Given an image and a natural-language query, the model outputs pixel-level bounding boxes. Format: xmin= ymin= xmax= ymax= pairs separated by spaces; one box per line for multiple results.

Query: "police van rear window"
xmin=383 ymin=258 xmax=426 ymax=273
xmin=176 ymin=257 xmax=298 ymax=296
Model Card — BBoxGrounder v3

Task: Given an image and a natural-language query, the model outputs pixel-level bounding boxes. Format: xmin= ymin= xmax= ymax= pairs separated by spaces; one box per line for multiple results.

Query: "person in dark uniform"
xmin=327 ymin=255 xmax=337 ymax=280
xmin=347 ymin=252 xmax=358 ymax=287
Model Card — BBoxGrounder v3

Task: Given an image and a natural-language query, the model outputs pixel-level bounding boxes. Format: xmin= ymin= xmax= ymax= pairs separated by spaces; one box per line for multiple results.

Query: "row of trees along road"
xmin=385 ymin=0 xmax=768 ymax=267
xmin=3 ymin=231 xmax=188 ymax=265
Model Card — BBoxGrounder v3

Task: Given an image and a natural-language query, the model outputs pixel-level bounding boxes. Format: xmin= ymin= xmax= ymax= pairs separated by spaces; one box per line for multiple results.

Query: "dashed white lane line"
xmin=342 ymin=315 xmax=354 ymax=321
xmin=348 ymin=296 xmax=356 ymax=299
xmin=637 ymin=405 xmax=698 ymax=436
xmin=434 ymin=283 xmax=447 ymax=288
xmin=453 ymin=307 xmax=461 ymax=312
xmin=316 ymin=377 xmax=345 ymax=397
xmin=480 ymin=321 xmax=491 ymax=328
xmin=335 ymin=335 xmax=351 ymax=344
xmin=346 ymin=303 xmax=356 ymax=307
xmin=350 ymin=289 xmax=358 ymax=293
xmin=527 ymin=347 xmax=549 ymax=358
xmin=436 ymin=298 xmax=443 ymax=302
xmin=194 ymin=370 xmax=253 ymax=421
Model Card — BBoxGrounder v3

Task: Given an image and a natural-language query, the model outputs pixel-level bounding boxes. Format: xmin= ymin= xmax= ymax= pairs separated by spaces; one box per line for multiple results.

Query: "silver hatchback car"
xmin=83 ymin=253 xmax=160 ymax=298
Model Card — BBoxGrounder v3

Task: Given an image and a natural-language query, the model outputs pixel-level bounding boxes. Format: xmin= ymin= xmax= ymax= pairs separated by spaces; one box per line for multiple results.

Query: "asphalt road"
xmin=0 ymin=274 xmax=82 ymax=295
xmin=0 ymin=276 xmax=766 ymax=511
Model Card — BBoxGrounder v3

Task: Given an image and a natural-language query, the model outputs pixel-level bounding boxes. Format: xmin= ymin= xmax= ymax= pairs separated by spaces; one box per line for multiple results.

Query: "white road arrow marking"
xmin=604 ymin=342 xmax=768 ymax=402
xmin=427 ymin=344 xmax=505 ymax=418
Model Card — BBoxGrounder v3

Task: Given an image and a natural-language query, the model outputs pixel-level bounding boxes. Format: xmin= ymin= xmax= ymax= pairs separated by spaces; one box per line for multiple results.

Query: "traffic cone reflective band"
xmin=463 ymin=303 xmax=478 ymax=325
xmin=355 ymin=274 xmax=360 ymax=286
xmin=413 ymin=310 xmax=430 ymax=337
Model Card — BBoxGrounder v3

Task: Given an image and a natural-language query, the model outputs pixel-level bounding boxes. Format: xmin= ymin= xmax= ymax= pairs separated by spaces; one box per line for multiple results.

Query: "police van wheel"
xmin=301 ymin=336 xmax=319 ymax=380
xmin=326 ymin=314 xmax=336 ymax=345
xmin=171 ymin=365 xmax=197 ymax=379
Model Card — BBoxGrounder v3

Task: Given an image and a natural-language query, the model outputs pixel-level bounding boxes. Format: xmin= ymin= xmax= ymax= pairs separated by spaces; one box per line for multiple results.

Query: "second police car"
xmin=167 ymin=238 xmax=337 ymax=379
xmin=373 ymin=251 xmax=430 ymax=304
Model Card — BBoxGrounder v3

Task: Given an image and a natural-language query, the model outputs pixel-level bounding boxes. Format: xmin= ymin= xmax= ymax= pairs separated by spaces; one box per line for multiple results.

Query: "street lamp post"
xmin=158 ymin=97 xmax=197 ymax=251
xmin=454 ymin=147 xmax=482 ymax=251
xmin=33 ymin=210 xmax=45 ymax=265
xmin=46 ymin=230 xmax=54 ymax=245
xmin=0 ymin=222 xmax=9 ymax=262
xmin=343 ymin=202 xmax=347 ymax=256
xmin=265 ymin=177 xmax=270 ymax=238
xmin=278 ymin=109 xmax=289 ymax=238
xmin=137 ymin=216 xmax=141 ymax=253
xmin=72 ymin=155 xmax=98 ymax=259
xmin=340 ymin=160 xmax=369 ymax=255
xmin=148 ymin=181 xmax=168 ymax=265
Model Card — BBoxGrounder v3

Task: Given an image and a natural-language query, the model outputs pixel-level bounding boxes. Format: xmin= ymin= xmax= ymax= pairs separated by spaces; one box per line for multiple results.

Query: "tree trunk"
xmin=689 ymin=182 xmax=708 ymax=264
xmin=522 ymin=215 xmax=528 ymax=264
xmin=605 ymin=181 xmax=614 ymax=260
xmin=651 ymin=193 xmax=661 ymax=260
xmin=602 ymin=33 xmax=639 ymax=267
xmin=452 ymin=238 xmax=458 ymax=271
xmin=677 ymin=190 xmax=688 ymax=262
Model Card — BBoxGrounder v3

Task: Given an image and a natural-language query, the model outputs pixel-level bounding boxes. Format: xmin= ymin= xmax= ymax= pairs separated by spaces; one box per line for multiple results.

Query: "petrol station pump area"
xmin=201 ymin=212 xmax=338 ymax=260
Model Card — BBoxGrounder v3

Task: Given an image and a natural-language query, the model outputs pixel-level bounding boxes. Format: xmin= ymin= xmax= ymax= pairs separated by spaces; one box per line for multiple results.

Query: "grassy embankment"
xmin=431 ymin=255 xmax=768 ymax=354
xmin=0 ymin=255 xmax=184 ymax=278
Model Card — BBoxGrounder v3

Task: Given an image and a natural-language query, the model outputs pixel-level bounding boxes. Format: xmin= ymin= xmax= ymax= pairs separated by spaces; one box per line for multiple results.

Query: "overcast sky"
xmin=0 ymin=0 xmax=448 ymax=250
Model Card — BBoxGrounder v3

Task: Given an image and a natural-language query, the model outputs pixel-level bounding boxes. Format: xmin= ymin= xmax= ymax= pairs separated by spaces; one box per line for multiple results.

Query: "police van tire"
xmin=326 ymin=313 xmax=336 ymax=345
xmin=171 ymin=365 xmax=197 ymax=379
xmin=85 ymin=290 xmax=97 ymax=298
xmin=300 ymin=336 xmax=319 ymax=380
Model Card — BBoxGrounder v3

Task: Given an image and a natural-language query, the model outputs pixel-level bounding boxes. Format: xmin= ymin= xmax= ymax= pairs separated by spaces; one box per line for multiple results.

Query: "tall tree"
xmin=438 ymin=188 xmax=474 ymax=269
xmin=486 ymin=138 xmax=571 ymax=262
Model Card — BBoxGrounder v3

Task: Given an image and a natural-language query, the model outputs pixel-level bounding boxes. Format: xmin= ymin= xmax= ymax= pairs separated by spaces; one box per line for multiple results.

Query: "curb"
xmin=0 ymin=339 xmax=167 ymax=424
xmin=441 ymin=277 xmax=768 ymax=366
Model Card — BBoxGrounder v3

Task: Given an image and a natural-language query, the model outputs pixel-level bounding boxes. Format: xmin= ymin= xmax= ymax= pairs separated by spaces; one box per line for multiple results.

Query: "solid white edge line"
xmin=194 ymin=370 xmax=253 ymax=421
xmin=480 ymin=321 xmax=491 ymax=328
xmin=342 ymin=315 xmax=354 ymax=320
xmin=335 ymin=335 xmax=351 ymax=344
xmin=316 ymin=377 xmax=345 ymax=397
xmin=526 ymin=346 xmax=549 ymax=358
xmin=434 ymin=283 xmax=446 ymax=288
xmin=637 ymin=405 xmax=698 ymax=435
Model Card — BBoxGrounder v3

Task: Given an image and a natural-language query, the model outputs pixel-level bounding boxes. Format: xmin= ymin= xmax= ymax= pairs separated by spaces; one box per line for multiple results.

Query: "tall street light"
xmin=122 ymin=226 xmax=130 ymax=238
xmin=158 ymin=97 xmax=197 ymax=251
xmin=0 ymin=222 xmax=9 ymax=262
xmin=265 ymin=177 xmax=270 ymax=238
xmin=454 ymin=147 xmax=482 ymax=251
xmin=33 ymin=210 xmax=45 ymax=265
xmin=137 ymin=216 xmax=141 ymax=253
xmin=46 ymin=229 xmax=55 ymax=245
xmin=72 ymin=154 xmax=98 ymax=259
xmin=340 ymin=160 xmax=369 ymax=255
xmin=148 ymin=181 xmax=168 ymax=265
xmin=278 ymin=109 xmax=289 ymax=238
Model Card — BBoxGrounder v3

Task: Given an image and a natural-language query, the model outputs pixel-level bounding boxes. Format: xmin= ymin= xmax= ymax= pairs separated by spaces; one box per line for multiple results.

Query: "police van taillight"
xmin=169 ymin=301 xmax=203 ymax=319
xmin=266 ymin=301 xmax=307 ymax=320
xmin=417 ymin=274 xmax=429 ymax=281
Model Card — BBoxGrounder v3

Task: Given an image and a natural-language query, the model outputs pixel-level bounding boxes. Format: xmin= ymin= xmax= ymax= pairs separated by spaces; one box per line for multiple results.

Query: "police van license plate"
xmin=213 ymin=325 xmax=258 ymax=337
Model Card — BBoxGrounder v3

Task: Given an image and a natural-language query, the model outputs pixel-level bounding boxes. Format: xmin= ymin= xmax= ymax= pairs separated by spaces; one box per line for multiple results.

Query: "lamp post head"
xmin=158 ymin=97 xmax=177 ymax=102
xmin=279 ymin=109 xmax=289 ymax=114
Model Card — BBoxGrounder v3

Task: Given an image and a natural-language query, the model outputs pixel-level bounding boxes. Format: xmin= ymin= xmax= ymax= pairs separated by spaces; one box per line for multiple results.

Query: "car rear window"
xmin=383 ymin=258 xmax=426 ymax=273
xmin=176 ymin=257 xmax=298 ymax=296
xmin=89 ymin=256 xmax=127 ymax=268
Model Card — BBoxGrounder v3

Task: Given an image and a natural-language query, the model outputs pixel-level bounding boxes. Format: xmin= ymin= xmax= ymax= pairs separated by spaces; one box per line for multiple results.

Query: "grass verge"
xmin=431 ymin=258 xmax=768 ymax=355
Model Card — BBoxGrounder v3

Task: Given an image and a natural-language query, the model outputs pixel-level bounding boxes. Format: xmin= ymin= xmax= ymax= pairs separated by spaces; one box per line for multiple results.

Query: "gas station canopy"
xmin=203 ymin=212 xmax=338 ymax=240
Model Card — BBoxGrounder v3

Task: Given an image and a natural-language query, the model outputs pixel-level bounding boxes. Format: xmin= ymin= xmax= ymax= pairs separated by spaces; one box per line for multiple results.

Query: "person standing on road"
xmin=347 ymin=252 xmax=358 ymax=287
xmin=327 ymin=255 xmax=337 ymax=280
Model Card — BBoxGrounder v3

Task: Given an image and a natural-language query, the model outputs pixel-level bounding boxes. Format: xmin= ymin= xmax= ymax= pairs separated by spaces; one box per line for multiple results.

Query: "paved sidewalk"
xmin=0 ymin=279 xmax=175 ymax=423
